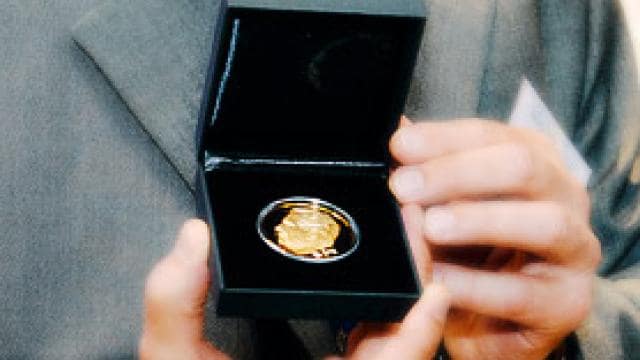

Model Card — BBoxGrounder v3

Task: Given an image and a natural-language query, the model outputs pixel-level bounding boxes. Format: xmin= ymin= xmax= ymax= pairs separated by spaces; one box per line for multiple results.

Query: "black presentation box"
xmin=195 ymin=0 xmax=426 ymax=321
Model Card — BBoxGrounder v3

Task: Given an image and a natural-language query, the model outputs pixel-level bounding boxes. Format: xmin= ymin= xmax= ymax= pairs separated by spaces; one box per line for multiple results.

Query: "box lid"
xmin=228 ymin=0 xmax=425 ymax=17
xmin=198 ymin=0 xmax=426 ymax=164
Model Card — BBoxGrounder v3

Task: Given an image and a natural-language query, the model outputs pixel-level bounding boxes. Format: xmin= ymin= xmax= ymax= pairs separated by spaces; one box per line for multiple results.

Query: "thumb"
xmin=139 ymin=219 xmax=227 ymax=359
xmin=376 ymin=283 xmax=450 ymax=359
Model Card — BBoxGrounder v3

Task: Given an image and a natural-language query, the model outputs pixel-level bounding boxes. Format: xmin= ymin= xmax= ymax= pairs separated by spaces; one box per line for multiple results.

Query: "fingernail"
xmin=395 ymin=127 xmax=424 ymax=154
xmin=424 ymin=207 xmax=455 ymax=240
xmin=391 ymin=167 xmax=425 ymax=201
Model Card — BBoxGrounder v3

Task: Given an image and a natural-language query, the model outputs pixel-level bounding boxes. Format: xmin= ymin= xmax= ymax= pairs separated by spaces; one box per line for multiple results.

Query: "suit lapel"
xmin=477 ymin=0 xmax=546 ymax=121
xmin=406 ymin=0 xmax=497 ymax=120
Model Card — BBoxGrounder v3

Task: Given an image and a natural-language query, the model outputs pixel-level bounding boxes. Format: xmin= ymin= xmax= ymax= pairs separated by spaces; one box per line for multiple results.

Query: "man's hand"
xmin=139 ymin=220 xmax=450 ymax=360
xmin=339 ymin=284 xmax=450 ymax=360
xmin=139 ymin=220 xmax=229 ymax=360
xmin=389 ymin=119 xmax=602 ymax=360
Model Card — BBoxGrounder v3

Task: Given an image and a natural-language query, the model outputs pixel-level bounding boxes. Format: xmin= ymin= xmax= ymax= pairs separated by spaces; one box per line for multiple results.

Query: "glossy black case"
xmin=195 ymin=0 xmax=426 ymax=321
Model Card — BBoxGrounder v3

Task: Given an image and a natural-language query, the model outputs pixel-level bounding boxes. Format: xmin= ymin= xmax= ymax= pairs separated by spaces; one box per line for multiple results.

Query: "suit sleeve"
xmin=570 ymin=1 xmax=640 ymax=359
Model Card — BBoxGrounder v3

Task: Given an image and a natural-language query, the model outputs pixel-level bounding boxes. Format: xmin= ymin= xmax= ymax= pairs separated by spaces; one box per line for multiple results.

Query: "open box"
xmin=195 ymin=0 xmax=426 ymax=321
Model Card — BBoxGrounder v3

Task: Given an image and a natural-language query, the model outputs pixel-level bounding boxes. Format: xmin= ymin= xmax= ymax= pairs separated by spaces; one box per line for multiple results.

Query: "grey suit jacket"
xmin=70 ymin=0 xmax=640 ymax=358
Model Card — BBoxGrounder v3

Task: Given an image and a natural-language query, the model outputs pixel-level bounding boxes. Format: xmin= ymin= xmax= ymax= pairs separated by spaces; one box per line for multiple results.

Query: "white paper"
xmin=509 ymin=79 xmax=592 ymax=186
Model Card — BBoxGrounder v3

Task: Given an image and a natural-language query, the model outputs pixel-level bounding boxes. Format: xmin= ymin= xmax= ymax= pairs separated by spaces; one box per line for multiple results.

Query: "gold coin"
xmin=275 ymin=205 xmax=341 ymax=257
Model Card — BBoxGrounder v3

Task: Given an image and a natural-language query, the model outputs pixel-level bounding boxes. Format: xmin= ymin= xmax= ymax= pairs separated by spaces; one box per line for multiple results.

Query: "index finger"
xmin=389 ymin=118 xmax=515 ymax=164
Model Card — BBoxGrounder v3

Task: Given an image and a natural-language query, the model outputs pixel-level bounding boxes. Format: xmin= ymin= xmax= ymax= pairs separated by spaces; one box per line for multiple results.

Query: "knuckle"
xmin=531 ymin=131 xmax=556 ymax=151
xmin=518 ymin=128 xmax=557 ymax=153
xmin=545 ymin=203 xmax=572 ymax=244
xmin=563 ymin=276 xmax=594 ymax=327
xmin=503 ymin=142 xmax=537 ymax=189
xmin=593 ymin=245 xmax=603 ymax=268
xmin=540 ymin=202 xmax=601 ymax=268
xmin=586 ymin=233 xmax=603 ymax=269
xmin=565 ymin=218 xmax=601 ymax=269
xmin=575 ymin=188 xmax=592 ymax=219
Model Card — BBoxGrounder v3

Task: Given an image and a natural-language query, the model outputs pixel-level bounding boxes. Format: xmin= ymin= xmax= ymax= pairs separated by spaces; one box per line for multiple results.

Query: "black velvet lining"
xmin=206 ymin=165 xmax=418 ymax=294
xmin=204 ymin=9 xmax=423 ymax=163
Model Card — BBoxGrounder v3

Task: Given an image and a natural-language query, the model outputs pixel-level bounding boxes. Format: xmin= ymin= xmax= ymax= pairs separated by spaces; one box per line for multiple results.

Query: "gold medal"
xmin=257 ymin=197 xmax=360 ymax=263
xmin=275 ymin=204 xmax=340 ymax=257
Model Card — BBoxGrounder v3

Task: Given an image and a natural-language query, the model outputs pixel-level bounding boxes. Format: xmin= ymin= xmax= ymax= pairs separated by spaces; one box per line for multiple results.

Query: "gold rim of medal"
xmin=257 ymin=197 xmax=360 ymax=263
